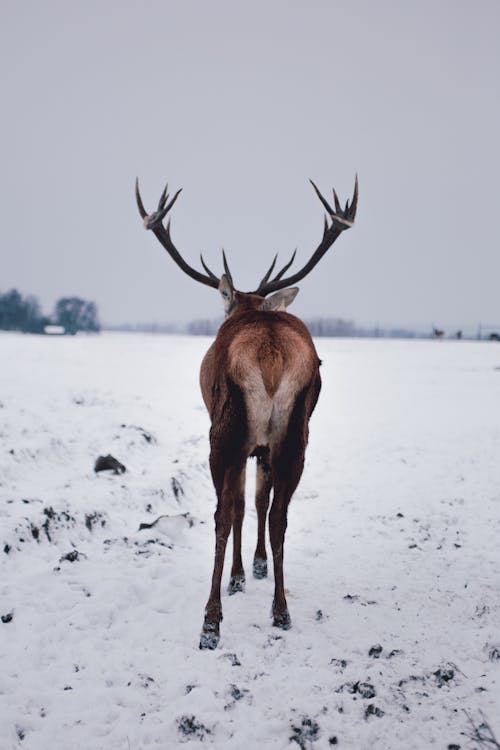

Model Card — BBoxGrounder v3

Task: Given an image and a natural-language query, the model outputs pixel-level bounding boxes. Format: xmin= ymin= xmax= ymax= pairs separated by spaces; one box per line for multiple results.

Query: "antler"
xmin=135 ymin=179 xmax=227 ymax=290
xmin=250 ymin=176 xmax=358 ymax=296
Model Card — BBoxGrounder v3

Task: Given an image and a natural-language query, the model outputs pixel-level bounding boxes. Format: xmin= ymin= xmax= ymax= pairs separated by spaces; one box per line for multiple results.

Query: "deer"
xmin=135 ymin=175 xmax=358 ymax=649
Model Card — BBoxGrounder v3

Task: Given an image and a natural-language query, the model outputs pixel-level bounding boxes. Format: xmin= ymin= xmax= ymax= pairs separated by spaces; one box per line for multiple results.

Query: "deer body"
xmin=198 ymin=299 xmax=322 ymax=646
xmin=135 ymin=175 xmax=357 ymax=649
xmin=200 ymin=305 xmax=320 ymax=450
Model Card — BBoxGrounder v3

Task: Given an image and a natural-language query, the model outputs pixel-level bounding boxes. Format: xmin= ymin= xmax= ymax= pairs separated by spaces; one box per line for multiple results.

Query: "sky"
xmin=1 ymin=0 xmax=499 ymax=330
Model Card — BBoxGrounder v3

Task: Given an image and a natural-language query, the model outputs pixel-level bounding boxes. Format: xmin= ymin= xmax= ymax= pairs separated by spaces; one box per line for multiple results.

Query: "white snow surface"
xmin=1 ymin=331 xmax=499 ymax=749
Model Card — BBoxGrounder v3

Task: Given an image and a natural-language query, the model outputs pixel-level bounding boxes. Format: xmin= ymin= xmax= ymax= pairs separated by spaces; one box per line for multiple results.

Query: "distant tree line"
xmin=0 ymin=289 xmax=100 ymax=334
xmin=184 ymin=317 xmax=359 ymax=337
xmin=100 ymin=316 xmax=500 ymax=342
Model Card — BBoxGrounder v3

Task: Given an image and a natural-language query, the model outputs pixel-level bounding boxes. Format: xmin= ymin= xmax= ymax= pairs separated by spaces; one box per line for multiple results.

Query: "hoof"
xmin=199 ymin=620 xmax=220 ymax=650
xmin=272 ymin=608 xmax=292 ymax=630
xmin=199 ymin=631 xmax=219 ymax=650
xmin=228 ymin=575 xmax=245 ymax=595
xmin=253 ymin=557 xmax=268 ymax=579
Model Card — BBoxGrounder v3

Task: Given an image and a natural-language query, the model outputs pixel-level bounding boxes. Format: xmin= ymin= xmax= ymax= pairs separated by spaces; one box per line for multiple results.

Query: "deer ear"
xmin=259 ymin=287 xmax=299 ymax=312
xmin=218 ymin=274 xmax=234 ymax=313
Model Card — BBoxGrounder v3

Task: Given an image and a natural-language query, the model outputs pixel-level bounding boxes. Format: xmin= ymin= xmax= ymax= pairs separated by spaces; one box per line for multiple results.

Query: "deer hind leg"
xmin=200 ymin=379 xmax=247 ymax=650
xmin=228 ymin=464 xmax=246 ymax=595
xmin=253 ymin=448 xmax=272 ymax=579
xmin=269 ymin=390 xmax=309 ymax=630
xmin=200 ymin=462 xmax=245 ymax=649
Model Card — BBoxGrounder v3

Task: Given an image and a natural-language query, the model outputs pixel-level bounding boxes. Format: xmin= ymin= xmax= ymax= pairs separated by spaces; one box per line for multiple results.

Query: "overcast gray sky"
xmin=1 ymin=0 xmax=499 ymax=329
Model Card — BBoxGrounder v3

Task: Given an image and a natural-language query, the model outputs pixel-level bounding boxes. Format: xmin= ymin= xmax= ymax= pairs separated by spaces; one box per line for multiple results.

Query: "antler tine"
xmin=309 ymin=179 xmax=335 ymax=216
xmin=135 ymin=178 xmax=147 ymax=220
xmin=222 ymin=249 xmax=234 ymax=288
xmin=272 ymin=249 xmax=297 ymax=283
xmin=332 ymin=187 xmax=342 ymax=214
xmin=253 ymin=250 xmax=297 ymax=295
xmin=349 ymin=173 xmax=359 ymax=220
xmin=200 ymin=253 xmax=219 ymax=280
xmin=151 ymin=188 xmax=183 ymax=227
xmin=257 ymin=253 xmax=278 ymax=289
xmin=158 ymin=183 xmax=169 ymax=211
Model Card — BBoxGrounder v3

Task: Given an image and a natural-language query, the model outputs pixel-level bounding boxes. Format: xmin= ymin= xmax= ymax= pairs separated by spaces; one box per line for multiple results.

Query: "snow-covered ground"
xmin=1 ymin=331 xmax=499 ymax=749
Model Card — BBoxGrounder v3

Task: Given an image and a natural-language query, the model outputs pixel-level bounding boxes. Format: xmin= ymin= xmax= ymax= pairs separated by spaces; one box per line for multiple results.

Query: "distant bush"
xmin=0 ymin=289 xmax=47 ymax=333
xmin=53 ymin=297 xmax=100 ymax=335
xmin=0 ymin=289 xmax=100 ymax=334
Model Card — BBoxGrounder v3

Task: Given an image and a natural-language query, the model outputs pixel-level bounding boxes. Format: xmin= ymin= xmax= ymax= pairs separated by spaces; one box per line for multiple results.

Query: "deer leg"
xmin=268 ymin=480 xmax=297 ymax=630
xmin=228 ymin=465 xmax=246 ymax=595
xmin=200 ymin=378 xmax=248 ymax=649
xmin=200 ymin=463 xmax=245 ymax=649
xmin=253 ymin=451 xmax=272 ymax=579
xmin=269 ymin=391 xmax=309 ymax=630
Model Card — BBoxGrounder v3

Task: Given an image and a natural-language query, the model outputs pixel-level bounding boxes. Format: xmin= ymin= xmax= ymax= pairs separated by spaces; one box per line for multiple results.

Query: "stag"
xmin=135 ymin=176 xmax=358 ymax=649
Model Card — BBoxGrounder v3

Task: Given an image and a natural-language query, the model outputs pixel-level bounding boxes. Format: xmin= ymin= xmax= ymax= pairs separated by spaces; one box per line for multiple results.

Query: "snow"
xmin=1 ymin=331 xmax=500 ymax=749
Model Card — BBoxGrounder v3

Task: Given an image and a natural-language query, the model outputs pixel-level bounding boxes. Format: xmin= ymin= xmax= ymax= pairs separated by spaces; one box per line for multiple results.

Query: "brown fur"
xmin=199 ymin=294 xmax=322 ymax=649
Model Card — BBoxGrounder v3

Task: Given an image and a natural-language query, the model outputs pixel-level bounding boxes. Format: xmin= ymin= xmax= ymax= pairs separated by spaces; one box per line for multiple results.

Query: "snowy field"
xmin=1 ymin=331 xmax=499 ymax=750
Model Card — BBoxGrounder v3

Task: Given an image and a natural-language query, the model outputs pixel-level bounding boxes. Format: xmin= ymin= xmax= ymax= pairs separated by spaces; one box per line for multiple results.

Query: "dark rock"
xmin=365 ymin=704 xmax=385 ymax=719
xmin=290 ymin=716 xmax=320 ymax=749
xmin=1 ymin=611 xmax=14 ymax=623
xmin=387 ymin=649 xmax=403 ymax=658
xmin=330 ymin=658 xmax=348 ymax=670
xmin=94 ymin=455 xmax=126 ymax=475
xmin=337 ymin=681 xmax=376 ymax=699
xmin=222 ymin=653 xmax=241 ymax=667
xmin=229 ymin=684 xmax=249 ymax=701
xmin=177 ymin=715 xmax=211 ymax=740
xmin=171 ymin=476 xmax=184 ymax=500
xmin=41 ymin=506 xmax=76 ymax=543
xmin=433 ymin=667 xmax=455 ymax=687
xmin=85 ymin=512 xmax=106 ymax=532
xmin=369 ymin=644 xmax=383 ymax=658
xmin=59 ymin=550 xmax=82 ymax=563
xmin=356 ymin=682 xmax=376 ymax=699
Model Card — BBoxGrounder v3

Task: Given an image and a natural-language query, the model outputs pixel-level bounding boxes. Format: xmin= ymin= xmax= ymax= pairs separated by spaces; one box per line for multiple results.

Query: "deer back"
xmin=200 ymin=309 xmax=321 ymax=453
